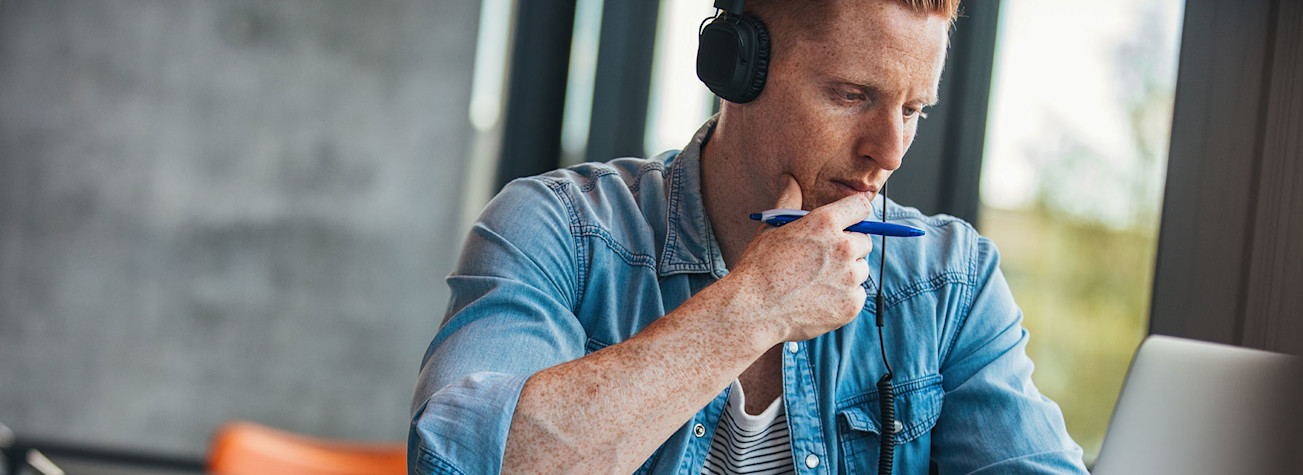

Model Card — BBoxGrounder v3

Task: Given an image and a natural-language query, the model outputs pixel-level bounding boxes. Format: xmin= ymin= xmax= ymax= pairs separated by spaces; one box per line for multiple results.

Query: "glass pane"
xmin=644 ymin=0 xmax=717 ymax=158
xmin=979 ymin=0 xmax=1185 ymax=464
xmin=559 ymin=0 xmax=605 ymax=166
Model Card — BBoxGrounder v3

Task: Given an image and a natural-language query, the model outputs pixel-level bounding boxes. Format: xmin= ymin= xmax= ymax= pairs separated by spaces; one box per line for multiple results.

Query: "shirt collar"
xmin=658 ymin=115 xmax=729 ymax=278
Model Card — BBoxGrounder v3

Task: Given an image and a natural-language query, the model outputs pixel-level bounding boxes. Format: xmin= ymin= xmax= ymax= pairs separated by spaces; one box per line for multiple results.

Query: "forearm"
xmin=503 ymin=277 xmax=774 ymax=473
xmin=500 ymin=179 xmax=874 ymax=472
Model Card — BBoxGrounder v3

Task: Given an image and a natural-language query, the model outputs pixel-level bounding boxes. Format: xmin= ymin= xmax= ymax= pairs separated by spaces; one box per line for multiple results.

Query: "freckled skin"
xmin=502 ymin=1 xmax=950 ymax=472
xmin=707 ymin=2 xmax=949 ymax=413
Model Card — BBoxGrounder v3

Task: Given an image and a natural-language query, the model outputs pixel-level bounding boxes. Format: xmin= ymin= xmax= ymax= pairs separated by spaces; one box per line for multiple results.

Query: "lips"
xmin=834 ymin=179 xmax=879 ymax=194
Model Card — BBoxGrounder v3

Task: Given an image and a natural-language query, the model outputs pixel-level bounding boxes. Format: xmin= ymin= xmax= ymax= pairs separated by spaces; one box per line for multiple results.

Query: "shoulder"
xmin=880 ymin=199 xmax=998 ymax=290
xmin=496 ymin=153 xmax=674 ymax=230
xmin=540 ymin=155 xmax=671 ymax=193
xmin=481 ymin=154 xmax=676 ymax=269
xmin=533 ymin=154 xmax=672 ymax=209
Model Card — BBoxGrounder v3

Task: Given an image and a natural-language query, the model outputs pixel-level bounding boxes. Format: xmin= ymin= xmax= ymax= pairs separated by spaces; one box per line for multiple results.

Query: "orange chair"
xmin=207 ymin=421 xmax=406 ymax=475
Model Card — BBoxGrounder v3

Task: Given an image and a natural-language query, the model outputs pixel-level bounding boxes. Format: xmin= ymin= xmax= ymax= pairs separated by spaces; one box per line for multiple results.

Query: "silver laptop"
xmin=1092 ymin=335 xmax=1302 ymax=475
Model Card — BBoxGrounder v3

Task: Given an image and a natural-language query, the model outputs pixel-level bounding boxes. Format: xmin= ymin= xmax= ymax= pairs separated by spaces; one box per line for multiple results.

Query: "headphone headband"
xmin=713 ymin=0 xmax=745 ymax=16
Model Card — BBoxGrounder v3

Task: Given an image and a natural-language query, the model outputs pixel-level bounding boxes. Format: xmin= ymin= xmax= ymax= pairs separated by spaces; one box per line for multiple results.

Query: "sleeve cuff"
xmin=409 ymin=372 xmax=530 ymax=475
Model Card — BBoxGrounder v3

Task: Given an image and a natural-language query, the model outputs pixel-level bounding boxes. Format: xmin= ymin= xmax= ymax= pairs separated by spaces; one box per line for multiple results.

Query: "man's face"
xmin=734 ymin=0 xmax=950 ymax=210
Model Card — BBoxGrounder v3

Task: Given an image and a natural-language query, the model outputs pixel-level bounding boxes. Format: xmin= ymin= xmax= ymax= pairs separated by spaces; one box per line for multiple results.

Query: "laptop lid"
xmin=1092 ymin=335 xmax=1301 ymax=475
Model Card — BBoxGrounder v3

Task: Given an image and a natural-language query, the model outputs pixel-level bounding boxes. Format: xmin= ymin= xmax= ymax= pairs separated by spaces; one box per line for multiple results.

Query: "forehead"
xmin=777 ymin=0 xmax=950 ymax=100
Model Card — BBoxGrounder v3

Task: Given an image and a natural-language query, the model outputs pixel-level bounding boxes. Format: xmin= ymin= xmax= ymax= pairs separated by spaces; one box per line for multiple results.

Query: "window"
xmin=560 ymin=0 xmax=604 ymax=166
xmin=979 ymin=0 xmax=1185 ymax=463
xmin=644 ymin=0 xmax=717 ymax=158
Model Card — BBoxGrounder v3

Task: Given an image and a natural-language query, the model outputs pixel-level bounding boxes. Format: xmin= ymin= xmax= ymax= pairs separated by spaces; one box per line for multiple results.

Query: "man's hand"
xmin=503 ymin=176 xmax=876 ymax=473
xmin=724 ymin=174 xmax=875 ymax=344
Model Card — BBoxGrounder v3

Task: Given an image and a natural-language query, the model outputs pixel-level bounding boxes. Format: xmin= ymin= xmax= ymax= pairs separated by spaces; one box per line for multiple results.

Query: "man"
xmin=411 ymin=0 xmax=1089 ymax=473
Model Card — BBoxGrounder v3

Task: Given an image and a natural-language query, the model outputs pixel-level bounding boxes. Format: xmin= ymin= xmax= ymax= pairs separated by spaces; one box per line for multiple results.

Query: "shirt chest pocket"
xmin=837 ymin=374 xmax=944 ymax=475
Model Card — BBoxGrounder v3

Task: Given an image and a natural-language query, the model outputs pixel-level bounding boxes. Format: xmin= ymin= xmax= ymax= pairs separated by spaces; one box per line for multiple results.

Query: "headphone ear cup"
xmin=734 ymin=14 xmax=770 ymax=103
xmin=696 ymin=14 xmax=771 ymax=104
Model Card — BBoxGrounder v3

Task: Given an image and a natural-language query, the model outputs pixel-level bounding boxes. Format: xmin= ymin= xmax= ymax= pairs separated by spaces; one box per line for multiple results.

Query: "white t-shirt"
xmin=700 ymin=379 xmax=796 ymax=474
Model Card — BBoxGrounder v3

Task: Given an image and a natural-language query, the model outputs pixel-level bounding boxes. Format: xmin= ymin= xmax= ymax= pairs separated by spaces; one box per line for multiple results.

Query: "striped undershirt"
xmin=701 ymin=379 xmax=796 ymax=475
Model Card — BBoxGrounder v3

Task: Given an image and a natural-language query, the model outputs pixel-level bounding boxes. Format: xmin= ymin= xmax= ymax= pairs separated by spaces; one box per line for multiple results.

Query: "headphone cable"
xmin=876 ymin=183 xmax=896 ymax=475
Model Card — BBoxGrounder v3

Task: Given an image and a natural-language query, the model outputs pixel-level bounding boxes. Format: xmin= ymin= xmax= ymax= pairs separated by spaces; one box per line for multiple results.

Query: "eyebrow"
xmin=922 ymin=91 xmax=940 ymax=107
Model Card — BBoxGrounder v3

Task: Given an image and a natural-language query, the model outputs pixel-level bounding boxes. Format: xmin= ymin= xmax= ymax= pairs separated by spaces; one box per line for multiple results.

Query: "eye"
xmin=830 ymin=86 xmax=866 ymax=104
xmin=904 ymin=106 xmax=929 ymax=120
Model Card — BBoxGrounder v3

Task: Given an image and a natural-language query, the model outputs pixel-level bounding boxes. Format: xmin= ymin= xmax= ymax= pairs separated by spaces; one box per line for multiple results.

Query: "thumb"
xmin=773 ymin=174 xmax=803 ymax=210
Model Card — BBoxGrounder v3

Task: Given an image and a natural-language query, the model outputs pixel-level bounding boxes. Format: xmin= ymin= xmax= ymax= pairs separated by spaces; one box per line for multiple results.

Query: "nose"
xmin=853 ymin=107 xmax=910 ymax=172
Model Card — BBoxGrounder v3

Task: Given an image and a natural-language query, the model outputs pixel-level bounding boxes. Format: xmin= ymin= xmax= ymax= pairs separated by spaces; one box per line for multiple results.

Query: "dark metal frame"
xmin=1149 ymin=0 xmax=1303 ymax=354
xmin=584 ymin=0 xmax=662 ymax=164
xmin=494 ymin=0 xmax=1001 ymax=213
xmin=494 ymin=0 xmax=661 ymax=191
xmin=494 ymin=0 xmax=578 ymax=191
xmin=888 ymin=0 xmax=1002 ymax=224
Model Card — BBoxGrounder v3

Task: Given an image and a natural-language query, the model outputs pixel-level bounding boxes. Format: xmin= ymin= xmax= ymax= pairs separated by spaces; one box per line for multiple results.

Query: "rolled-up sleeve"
xmin=409 ymin=177 xmax=586 ymax=475
xmin=931 ymin=237 xmax=1089 ymax=474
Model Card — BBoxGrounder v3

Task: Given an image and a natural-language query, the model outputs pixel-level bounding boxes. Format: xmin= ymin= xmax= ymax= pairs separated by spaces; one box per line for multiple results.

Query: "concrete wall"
xmin=0 ymin=0 xmax=481 ymax=455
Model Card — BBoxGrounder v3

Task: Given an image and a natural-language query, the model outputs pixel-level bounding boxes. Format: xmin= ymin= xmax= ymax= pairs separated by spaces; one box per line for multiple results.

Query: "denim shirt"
xmin=410 ymin=119 xmax=1088 ymax=474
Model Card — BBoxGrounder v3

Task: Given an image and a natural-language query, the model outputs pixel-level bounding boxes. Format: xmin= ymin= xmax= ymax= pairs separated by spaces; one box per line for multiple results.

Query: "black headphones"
xmin=696 ymin=0 xmax=771 ymax=104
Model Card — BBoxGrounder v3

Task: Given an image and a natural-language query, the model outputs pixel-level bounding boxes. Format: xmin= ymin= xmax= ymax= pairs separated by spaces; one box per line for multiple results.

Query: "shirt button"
xmin=893 ymin=420 xmax=904 ymax=433
xmin=805 ymin=453 xmax=820 ymax=468
xmin=693 ymin=423 xmax=706 ymax=437
xmin=786 ymin=342 xmax=799 ymax=354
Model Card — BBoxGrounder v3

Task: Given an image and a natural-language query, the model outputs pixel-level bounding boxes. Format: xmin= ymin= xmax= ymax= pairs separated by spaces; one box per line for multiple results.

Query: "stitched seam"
xmin=795 ymin=344 xmax=830 ymax=465
xmin=883 ymin=209 xmax=971 ymax=228
xmin=861 ymin=271 xmax=969 ymax=313
xmin=660 ymin=159 xmax=686 ymax=270
xmin=659 ymin=261 xmax=712 ymax=274
xmin=576 ymin=168 xmax=619 ymax=192
xmin=417 ymin=446 xmax=469 ymax=475
xmin=627 ymin=161 xmax=666 ymax=194
xmin=538 ymin=177 xmax=587 ymax=311
xmin=837 ymin=374 xmax=943 ymax=407
xmin=835 ymin=375 xmax=944 ymax=441
xmin=571 ymin=161 xmax=666 ymax=194
xmin=700 ymin=211 xmax=723 ymax=278
xmin=940 ymin=236 xmax=982 ymax=368
xmin=585 ymin=337 xmax=612 ymax=353
xmin=893 ymin=271 xmax=970 ymax=305
xmin=575 ymin=224 xmax=657 ymax=269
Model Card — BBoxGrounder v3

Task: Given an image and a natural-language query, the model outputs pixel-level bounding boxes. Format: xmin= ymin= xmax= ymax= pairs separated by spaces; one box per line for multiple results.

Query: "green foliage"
xmin=981 ymin=205 xmax=1157 ymax=464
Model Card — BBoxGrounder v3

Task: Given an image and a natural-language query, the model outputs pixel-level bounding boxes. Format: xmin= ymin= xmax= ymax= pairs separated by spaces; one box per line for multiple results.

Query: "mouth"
xmin=833 ymin=179 xmax=879 ymax=196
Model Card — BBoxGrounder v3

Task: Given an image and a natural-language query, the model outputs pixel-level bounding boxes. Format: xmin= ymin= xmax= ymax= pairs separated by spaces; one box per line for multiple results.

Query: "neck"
xmin=701 ymin=114 xmax=768 ymax=269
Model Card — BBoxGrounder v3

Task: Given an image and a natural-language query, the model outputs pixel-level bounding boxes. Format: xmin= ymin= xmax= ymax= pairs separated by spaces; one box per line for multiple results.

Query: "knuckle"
xmin=809 ymin=211 xmax=838 ymax=230
xmin=844 ymin=293 xmax=865 ymax=318
xmin=835 ymin=239 xmax=855 ymax=258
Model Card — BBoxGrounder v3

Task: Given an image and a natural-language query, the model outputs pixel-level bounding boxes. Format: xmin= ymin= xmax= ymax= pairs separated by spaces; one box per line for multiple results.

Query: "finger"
xmin=773 ymin=174 xmax=803 ymax=210
xmin=814 ymin=191 xmax=875 ymax=230
xmin=844 ymin=285 xmax=868 ymax=320
xmin=848 ymin=232 xmax=874 ymax=259
xmin=851 ymin=257 xmax=870 ymax=284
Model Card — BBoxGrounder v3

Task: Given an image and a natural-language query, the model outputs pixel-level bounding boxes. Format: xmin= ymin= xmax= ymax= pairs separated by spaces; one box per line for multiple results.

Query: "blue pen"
xmin=750 ymin=208 xmax=925 ymax=237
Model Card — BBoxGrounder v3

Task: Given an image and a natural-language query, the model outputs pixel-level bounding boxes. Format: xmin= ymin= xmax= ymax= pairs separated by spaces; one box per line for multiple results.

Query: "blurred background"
xmin=0 ymin=0 xmax=481 ymax=460
xmin=1 ymin=0 xmax=1299 ymax=472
